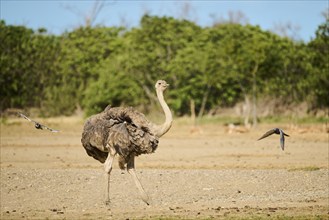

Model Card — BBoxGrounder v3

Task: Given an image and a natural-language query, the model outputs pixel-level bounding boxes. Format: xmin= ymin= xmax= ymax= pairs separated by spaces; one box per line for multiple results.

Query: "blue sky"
xmin=1 ymin=0 xmax=328 ymax=42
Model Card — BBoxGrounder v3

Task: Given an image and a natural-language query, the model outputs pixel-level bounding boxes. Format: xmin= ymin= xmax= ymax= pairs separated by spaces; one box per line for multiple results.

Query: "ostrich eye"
xmin=158 ymin=82 xmax=161 ymax=85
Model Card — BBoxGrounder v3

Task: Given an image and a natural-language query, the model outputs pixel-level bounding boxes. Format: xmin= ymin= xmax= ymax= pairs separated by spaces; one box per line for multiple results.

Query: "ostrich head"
xmin=155 ymin=80 xmax=169 ymax=92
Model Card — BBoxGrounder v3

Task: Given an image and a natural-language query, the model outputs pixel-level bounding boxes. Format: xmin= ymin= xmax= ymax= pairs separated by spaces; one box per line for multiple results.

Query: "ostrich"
xmin=81 ymin=80 xmax=172 ymax=205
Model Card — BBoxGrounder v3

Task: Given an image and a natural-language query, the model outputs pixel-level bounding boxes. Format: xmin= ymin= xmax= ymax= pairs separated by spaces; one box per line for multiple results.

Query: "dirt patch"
xmin=1 ymin=118 xmax=328 ymax=219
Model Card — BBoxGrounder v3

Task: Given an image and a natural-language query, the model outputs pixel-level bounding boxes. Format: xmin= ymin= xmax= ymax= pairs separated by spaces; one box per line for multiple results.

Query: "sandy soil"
xmin=1 ymin=117 xmax=328 ymax=219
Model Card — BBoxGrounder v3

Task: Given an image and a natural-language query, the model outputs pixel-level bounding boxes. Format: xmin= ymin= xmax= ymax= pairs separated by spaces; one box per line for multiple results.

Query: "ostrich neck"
xmin=154 ymin=89 xmax=172 ymax=137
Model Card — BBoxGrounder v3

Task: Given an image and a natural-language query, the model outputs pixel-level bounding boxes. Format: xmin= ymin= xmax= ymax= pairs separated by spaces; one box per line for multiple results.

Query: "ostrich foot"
xmin=143 ymin=200 xmax=150 ymax=205
xmin=140 ymin=193 xmax=150 ymax=205
xmin=105 ymin=199 xmax=111 ymax=206
xmin=142 ymin=197 xmax=150 ymax=206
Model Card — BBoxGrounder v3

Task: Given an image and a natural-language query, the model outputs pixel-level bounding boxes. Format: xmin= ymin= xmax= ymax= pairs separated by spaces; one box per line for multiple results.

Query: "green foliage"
xmin=123 ymin=16 xmax=202 ymax=108
xmin=83 ymin=55 xmax=143 ymax=116
xmin=42 ymin=26 xmax=125 ymax=116
xmin=0 ymin=21 xmax=61 ymax=111
xmin=169 ymin=25 xmax=241 ymax=116
xmin=307 ymin=17 xmax=329 ymax=109
xmin=288 ymin=166 xmax=321 ymax=172
xmin=1 ymin=14 xmax=328 ymax=117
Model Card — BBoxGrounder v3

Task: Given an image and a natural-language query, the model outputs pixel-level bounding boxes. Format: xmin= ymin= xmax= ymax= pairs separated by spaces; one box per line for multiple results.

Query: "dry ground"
xmin=0 ymin=117 xmax=328 ymax=219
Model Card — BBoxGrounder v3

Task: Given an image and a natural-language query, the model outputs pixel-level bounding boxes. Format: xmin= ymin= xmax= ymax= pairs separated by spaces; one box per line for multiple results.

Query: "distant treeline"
xmin=0 ymin=15 xmax=328 ymax=118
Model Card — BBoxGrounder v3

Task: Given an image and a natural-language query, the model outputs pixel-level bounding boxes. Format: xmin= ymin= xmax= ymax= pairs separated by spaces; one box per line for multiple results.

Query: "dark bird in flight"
xmin=17 ymin=112 xmax=59 ymax=132
xmin=258 ymin=128 xmax=289 ymax=150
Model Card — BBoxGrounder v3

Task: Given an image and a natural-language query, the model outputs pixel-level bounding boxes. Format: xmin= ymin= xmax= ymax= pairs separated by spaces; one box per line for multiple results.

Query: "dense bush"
xmin=0 ymin=15 xmax=328 ymax=118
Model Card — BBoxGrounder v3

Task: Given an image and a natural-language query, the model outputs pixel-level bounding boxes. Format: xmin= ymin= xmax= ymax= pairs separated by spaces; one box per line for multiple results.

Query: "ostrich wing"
xmin=102 ymin=107 xmax=159 ymax=156
xmin=104 ymin=107 xmax=153 ymax=134
xmin=108 ymin=122 xmax=131 ymax=157
xmin=257 ymin=129 xmax=276 ymax=141
xmin=81 ymin=116 xmax=131 ymax=163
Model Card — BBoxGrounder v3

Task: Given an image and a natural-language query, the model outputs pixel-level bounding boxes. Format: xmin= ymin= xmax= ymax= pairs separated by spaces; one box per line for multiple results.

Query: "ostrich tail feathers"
xmin=119 ymin=111 xmax=132 ymax=124
xmin=118 ymin=156 xmax=126 ymax=170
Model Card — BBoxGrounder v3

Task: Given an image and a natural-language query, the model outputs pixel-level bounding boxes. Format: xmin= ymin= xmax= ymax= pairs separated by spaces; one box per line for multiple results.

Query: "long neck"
xmin=154 ymin=89 xmax=172 ymax=137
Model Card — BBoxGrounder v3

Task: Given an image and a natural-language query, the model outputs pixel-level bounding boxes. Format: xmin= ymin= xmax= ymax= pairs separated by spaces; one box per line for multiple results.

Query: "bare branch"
xmin=61 ymin=0 xmax=116 ymax=27
xmin=176 ymin=1 xmax=198 ymax=23
xmin=211 ymin=10 xmax=249 ymax=26
xmin=321 ymin=8 xmax=329 ymax=20
xmin=272 ymin=21 xmax=301 ymax=41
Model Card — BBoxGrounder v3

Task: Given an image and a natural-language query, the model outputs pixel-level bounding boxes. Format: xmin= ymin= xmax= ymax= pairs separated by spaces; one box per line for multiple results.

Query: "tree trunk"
xmin=252 ymin=76 xmax=257 ymax=127
xmin=190 ymin=99 xmax=196 ymax=125
xmin=251 ymin=63 xmax=259 ymax=128
xmin=198 ymin=85 xmax=211 ymax=118
xmin=243 ymin=95 xmax=251 ymax=127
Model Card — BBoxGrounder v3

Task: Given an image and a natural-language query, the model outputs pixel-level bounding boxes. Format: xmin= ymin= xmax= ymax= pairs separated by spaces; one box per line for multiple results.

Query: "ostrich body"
xmin=81 ymin=80 xmax=172 ymax=205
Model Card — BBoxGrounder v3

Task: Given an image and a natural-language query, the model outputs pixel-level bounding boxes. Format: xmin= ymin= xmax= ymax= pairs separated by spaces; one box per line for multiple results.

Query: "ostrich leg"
xmin=104 ymin=146 xmax=116 ymax=205
xmin=127 ymin=154 xmax=150 ymax=205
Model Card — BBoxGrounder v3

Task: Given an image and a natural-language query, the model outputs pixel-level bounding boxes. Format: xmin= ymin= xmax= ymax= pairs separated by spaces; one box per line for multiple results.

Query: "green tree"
xmin=1 ymin=15 xmax=327 ymax=118
xmin=43 ymin=26 xmax=124 ymax=116
xmin=83 ymin=53 xmax=143 ymax=116
xmin=123 ymin=15 xmax=201 ymax=108
xmin=169 ymin=26 xmax=241 ymax=117
xmin=307 ymin=15 xmax=329 ymax=109
xmin=0 ymin=21 xmax=61 ymax=112
xmin=206 ymin=24 xmax=271 ymax=125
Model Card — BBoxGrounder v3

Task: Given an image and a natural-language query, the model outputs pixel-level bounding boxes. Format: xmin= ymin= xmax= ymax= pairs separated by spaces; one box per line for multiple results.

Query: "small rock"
xmin=214 ymin=206 xmax=221 ymax=211
xmin=268 ymin=207 xmax=277 ymax=212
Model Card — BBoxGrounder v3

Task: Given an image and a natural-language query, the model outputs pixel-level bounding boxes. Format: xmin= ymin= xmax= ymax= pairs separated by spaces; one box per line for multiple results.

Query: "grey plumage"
xmin=81 ymin=80 xmax=172 ymax=205
xmin=258 ymin=128 xmax=289 ymax=150
xmin=81 ymin=106 xmax=159 ymax=167
xmin=17 ymin=112 xmax=59 ymax=132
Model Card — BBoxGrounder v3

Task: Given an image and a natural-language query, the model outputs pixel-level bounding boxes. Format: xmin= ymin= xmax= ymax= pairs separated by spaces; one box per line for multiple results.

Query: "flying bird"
xmin=17 ymin=112 xmax=59 ymax=132
xmin=258 ymin=128 xmax=289 ymax=150
xmin=81 ymin=80 xmax=172 ymax=206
